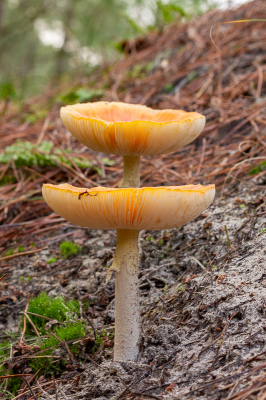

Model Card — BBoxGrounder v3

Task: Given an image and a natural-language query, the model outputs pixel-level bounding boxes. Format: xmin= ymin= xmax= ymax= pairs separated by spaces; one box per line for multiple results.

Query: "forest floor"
xmin=1 ymin=0 xmax=266 ymax=398
xmin=1 ymin=181 xmax=266 ymax=400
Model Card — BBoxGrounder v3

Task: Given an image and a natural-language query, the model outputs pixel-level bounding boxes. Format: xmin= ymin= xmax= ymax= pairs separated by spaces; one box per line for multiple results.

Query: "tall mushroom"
xmin=42 ymin=183 xmax=215 ymax=362
xmin=60 ymin=102 xmax=205 ymax=188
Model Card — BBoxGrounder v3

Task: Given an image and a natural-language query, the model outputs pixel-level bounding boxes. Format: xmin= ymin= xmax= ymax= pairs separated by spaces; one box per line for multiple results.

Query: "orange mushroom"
xmin=60 ymin=102 xmax=205 ymax=187
xmin=42 ymin=183 xmax=215 ymax=361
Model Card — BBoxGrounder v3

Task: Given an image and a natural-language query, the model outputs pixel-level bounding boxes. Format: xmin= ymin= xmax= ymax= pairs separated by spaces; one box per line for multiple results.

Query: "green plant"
xmin=60 ymin=88 xmax=104 ymax=104
xmin=6 ymin=374 xmax=21 ymax=396
xmin=92 ymin=328 xmax=114 ymax=353
xmin=0 ymin=341 xmax=22 ymax=396
xmin=249 ymin=160 xmax=266 ymax=175
xmin=164 ymin=83 xmax=174 ymax=93
xmin=146 ymin=236 xmax=154 ymax=242
xmin=224 ymin=225 xmax=231 ymax=248
xmin=17 ymin=246 xmax=24 ymax=253
xmin=26 ymin=292 xmax=80 ymax=334
xmin=153 ymin=1 xmax=186 ymax=27
xmin=0 ymin=389 xmax=14 ymax=399
xmin=25 ymin=293 xmax=88 ymax=375
xmin=0 ymin=82 xmax=16 ymax=100
xmin=0 ymin=140 xmax=99 ymax=171
xmin=3 ymin=249 xmax=14 ymax=257
xmin=29 ymin=321 xmax=86 ymax=375
xmin=26 ymin=110 xmax=47 ymax=124
xmin=102 ymin=157 xmax=115 ymax=166
xmin=145 ymin=62 xmax=154 ymax=74
xmin=126 ymin=64 xmax=146 ymax=79
xmin=60 ymin=241 xmax=81 ymax=258
xmin=47 ymin=257 xmax=57 ymax=264
xmin=0 ymin=174 xmax=16 ymax=186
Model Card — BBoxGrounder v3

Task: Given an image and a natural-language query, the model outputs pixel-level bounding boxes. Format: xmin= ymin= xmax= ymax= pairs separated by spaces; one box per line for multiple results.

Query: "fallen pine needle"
xmin=0 ymin=247 xmax=45 ymax=262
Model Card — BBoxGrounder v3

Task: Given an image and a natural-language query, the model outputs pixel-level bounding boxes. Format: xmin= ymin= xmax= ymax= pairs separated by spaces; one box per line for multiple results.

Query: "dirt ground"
xmin=1 ymin=177 xmax=266 ymax=399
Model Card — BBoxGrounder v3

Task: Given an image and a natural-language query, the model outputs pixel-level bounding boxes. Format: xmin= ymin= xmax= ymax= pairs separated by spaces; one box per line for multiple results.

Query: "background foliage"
xmin=0 ymin=0 xmax=216 ymax=99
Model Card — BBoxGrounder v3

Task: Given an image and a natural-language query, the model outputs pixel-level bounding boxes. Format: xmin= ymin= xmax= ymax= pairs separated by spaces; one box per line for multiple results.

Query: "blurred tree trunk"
xmin=55 ymin=2 xmax=75 ymax=78
xmin=0 ymin=0 xmax=3 ymax=42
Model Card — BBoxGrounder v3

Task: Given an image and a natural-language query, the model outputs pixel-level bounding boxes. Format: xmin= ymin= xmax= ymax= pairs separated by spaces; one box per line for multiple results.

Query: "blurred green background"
xmin=0 ymin=0 xmax=227 ymax=100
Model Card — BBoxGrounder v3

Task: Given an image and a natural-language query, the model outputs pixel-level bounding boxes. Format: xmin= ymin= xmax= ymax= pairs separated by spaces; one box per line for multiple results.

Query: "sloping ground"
xmin=1 ymin=0 xmax=266 ymax=399
xmin=1 ymin=182 xmax=266 ymax=400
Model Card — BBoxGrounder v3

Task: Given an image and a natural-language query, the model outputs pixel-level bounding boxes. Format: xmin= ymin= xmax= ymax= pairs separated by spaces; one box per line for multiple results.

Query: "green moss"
xmin=60 ymin=241 xmax=81 ymax=258
xmin=1 ymin=293 xmax=93 ymax=390
xmin=7 ymin=374 xmax=21 ymax=395
xmin=17 ymin=246 xmax=24 ymax=253
xmin=25 ymin=293 xmax=87 ymax=375
xmin=0 ymin=339 xmax=10 ymax=359
xmin=27 ymin=292 xmax=79 ymax=334
xmin=29 ymin=321 xmax=86 ymax=375
xmin=0 ymin=342 xmax=22 ymax=396
xmin=47 ymin=322 xmax=85 ymax=353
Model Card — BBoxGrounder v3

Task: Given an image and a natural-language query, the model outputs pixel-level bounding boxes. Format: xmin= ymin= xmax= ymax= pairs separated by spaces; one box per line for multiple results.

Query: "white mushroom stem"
xmin=119 ymin=155 xmax=140 ymax=188
xmin=112 ymin=229 xmax=140 ymax=362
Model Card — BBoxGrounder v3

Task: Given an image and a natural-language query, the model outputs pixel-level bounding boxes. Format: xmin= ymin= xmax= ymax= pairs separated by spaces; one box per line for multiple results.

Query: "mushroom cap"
xmin=42 ymin=183 xmax=215 ymax=230
xmin=60 ymin=102 xmax=205 ymax=156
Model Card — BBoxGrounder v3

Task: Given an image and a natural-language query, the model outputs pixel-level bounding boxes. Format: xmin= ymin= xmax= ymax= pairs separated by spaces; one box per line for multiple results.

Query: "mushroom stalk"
xmin=119 ymin=155 xmax=140 ymax=188
xmin=113 ymin=229 xmax=140 ymax=361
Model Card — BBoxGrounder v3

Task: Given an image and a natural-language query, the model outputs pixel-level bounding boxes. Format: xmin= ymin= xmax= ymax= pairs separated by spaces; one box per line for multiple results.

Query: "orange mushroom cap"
xmin=42 ymin=183 xmax=215 ymax=230
xmin=60 ymin=102 xmax=205 ymax=156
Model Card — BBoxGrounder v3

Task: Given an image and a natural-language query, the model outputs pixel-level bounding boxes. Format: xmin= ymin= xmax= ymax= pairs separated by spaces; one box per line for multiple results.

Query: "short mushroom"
xmin=42 ymin=183 xmax=215 ymax=362
xmin=60 ymin=102 xmax=205 ymax=188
